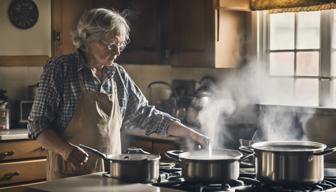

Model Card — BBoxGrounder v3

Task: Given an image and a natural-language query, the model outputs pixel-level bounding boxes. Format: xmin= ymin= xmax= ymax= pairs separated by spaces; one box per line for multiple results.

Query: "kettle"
xmin=147 ymin=81 xmax=177 ymax=116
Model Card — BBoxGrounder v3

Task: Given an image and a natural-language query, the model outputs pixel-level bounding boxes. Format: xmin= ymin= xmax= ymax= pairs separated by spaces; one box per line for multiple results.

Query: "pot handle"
xmin=238 ymin=146 xmax=255 ymax=167
xmin=79 ymin=144 xmax=108 ymax=160
xmin=165 ymin=150 xmax=183 ymax=162
xmin=313 ymin=147 xmax=336 ymax=156
xmin=127 ymin=147 xmax=151 ymax=155
xmin=239 ymin=146 xmax=254 ymax=154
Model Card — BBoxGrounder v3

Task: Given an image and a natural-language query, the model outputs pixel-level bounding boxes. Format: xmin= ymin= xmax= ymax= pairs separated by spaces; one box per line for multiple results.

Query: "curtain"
xmin=250 ymin=0 xmax=336 ymax=12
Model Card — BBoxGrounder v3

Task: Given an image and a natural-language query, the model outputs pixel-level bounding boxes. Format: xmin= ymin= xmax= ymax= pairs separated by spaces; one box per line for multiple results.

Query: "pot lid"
xmin=179 ymin=149 xmax=243 ymax=160
xmin=107 ymin=154 xmax=160 ymax=161
xmin=251 ymin=141 xmax=326 ymax=152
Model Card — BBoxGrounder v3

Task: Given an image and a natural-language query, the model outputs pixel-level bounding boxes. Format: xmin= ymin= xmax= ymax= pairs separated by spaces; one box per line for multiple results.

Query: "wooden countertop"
xmin=125 ymin=129 xmax=183 ymax=143
xmin=25 ymin=172 xmax=182 ymax=192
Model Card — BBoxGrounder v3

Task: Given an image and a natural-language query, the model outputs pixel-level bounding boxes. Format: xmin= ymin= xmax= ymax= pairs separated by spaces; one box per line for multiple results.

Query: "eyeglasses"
xmin=100 ymin=39 xmax=127 ymax=52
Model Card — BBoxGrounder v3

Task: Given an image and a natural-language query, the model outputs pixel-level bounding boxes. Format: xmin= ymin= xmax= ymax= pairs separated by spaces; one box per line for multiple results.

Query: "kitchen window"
xmin=258 ymin=10 xmax=336 ymax=107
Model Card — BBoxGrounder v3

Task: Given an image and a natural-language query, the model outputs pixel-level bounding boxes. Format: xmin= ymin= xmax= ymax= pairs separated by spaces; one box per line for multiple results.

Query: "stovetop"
xmin=154 ymin=165 xmax=336 ymax=192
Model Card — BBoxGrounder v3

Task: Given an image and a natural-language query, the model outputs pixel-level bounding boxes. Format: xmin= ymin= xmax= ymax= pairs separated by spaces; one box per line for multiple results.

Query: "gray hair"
xmin=72 ymin=8 xmax=130 ymax=50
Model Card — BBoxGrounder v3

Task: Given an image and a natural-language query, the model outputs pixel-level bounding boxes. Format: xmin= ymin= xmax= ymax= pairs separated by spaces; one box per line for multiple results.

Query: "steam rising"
xmin=197 ymin=60 xmax=316 ymax=149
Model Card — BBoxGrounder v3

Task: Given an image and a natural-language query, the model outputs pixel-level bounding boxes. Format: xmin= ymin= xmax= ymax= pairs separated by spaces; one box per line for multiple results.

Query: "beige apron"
xmin=46 ymin=71 xmax=122 ymax=180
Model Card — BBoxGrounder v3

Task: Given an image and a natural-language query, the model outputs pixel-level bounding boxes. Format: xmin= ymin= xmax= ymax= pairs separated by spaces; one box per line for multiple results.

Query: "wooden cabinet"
xmin=92 ymin=0 xmax=163 ymax=64
xmin=0 ymin=140 xmax=47 ymax=188
xmin=51 ymin=0 xmax=251 ymax=67
xmin=164 ymin=0 xmax=251 ymax=68
xmin=51 ymin=0 xmax=93 ymax=56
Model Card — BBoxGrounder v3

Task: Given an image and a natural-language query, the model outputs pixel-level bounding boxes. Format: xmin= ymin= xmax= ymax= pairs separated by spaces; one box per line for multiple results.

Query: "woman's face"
xmin=86 ymin=32 xmax=127 ymax=69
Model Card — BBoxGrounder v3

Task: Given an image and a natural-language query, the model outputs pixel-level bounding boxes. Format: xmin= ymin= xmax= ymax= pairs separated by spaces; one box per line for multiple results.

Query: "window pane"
xmin=269 ymin=52 xmax=294 ymax=76
xmin=333 ymin=10 xmax=336 ymax=48
xmin=260 ymin=78 xmax=294 ymax=105
xmin=332 ymin=51 xmax=336 ymax=77
xmin=295 ymin=79 xmax=319 ymax=106
xmin=296 ymin=51 xmax=319 ymax=76
xmin=297 ymin=12 xmax=320 ymax=49
xmin=270 ymin=13 xmax=295 ymax=50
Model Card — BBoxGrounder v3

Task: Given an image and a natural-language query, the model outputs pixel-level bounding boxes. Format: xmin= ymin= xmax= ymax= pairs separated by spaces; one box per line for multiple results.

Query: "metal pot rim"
xmin=251 ymin=141 xmax=326 ymax=152
xmin=179 ymin=149 xmax=243 ymax=161
xmin=106 ymin=154 xmax=161 ymax=161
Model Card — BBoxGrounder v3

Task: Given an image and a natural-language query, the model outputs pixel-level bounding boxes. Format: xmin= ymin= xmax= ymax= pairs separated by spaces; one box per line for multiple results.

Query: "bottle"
xmin=0 ymin=101 xmax=10 ymax=130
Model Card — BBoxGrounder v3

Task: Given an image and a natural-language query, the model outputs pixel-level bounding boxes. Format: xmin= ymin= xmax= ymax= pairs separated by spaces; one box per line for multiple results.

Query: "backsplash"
xmin=0 ymin=64 xmax=228 ymax=100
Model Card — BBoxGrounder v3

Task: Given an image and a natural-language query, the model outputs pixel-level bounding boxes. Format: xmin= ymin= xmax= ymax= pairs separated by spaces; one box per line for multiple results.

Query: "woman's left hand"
xmin=167 ymin=121 xmax=210 ymax=149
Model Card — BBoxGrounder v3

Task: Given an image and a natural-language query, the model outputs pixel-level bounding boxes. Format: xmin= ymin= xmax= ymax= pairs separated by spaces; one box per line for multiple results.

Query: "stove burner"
xmin=157 ymin=166 xmax=336 ymax=192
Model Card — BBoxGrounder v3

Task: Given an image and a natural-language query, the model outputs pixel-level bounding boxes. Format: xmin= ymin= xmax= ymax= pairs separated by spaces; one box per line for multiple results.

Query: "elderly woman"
xmin=28 ymin=8 xmax=208 ymax=180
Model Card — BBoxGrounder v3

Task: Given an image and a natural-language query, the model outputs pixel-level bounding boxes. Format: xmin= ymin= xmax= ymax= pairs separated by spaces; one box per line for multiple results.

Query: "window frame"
xmin=257 ymin=10 xmax=334 ymax=107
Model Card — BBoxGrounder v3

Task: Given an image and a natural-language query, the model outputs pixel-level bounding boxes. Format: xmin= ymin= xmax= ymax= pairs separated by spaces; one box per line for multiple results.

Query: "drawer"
xmin=0 ymin=159 xmax=46 ymax=186
xmin=0 ymin=140 xmax=46 ymax=161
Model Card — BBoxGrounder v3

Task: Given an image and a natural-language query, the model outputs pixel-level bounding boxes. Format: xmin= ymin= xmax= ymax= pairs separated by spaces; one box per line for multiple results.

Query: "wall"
xmin=0 ymin=0 xmax=51 ymax=100
xmin=0 ymin=0 xmax=51 ymax=56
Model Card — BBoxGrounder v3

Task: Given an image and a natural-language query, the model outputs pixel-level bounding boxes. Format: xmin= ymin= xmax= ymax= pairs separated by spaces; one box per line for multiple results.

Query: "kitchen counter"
xmin=125 ymin=129 xmax=182 ymax=143
xmin=0 ymin=128 xmax=180 ymax=142
xmin=0 ymin=129 xmax=29 ymax=140
xmin=8 ymin=172 xmax=181 ymax=192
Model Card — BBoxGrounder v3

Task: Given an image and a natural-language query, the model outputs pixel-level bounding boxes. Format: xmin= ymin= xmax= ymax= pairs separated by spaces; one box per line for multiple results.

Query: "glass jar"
xmin=0 ymin=101 xmax=9 ymax=129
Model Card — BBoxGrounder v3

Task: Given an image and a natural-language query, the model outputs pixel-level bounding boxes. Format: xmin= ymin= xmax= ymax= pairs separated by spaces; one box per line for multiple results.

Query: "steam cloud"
xmin=197 ymin=59 xmax=316 ymax=149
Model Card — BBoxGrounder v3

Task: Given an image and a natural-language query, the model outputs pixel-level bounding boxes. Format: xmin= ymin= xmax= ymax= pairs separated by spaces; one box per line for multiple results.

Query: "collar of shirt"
xmin=75 ymin=49 xmax=116 ymax=79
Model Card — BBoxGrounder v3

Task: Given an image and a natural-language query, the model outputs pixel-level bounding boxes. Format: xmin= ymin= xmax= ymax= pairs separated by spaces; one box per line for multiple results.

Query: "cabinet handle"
xmin=1 ymin=171 xmax=20 ymax=181
xmin=32 ymin=147 xmax=47 ymax=153
xmin=0 ymin=151 xmax=14 ymax=159
xmin=53 ymin=31 xmax=62 ymax=41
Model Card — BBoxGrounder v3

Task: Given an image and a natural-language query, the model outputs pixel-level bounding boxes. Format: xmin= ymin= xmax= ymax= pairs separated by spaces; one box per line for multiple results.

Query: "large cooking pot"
xmin=79 ymin=144 xmax=160 ymax=183
xmin=166 ymin=149 xmax=252 ymax=183
xmin=246 ymin=141 xmax=336 ymax=185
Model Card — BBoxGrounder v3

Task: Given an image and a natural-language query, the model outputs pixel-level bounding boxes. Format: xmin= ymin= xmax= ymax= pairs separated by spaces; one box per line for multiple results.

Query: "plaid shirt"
xmin=28 ymin=50 xmax=177 ymax=139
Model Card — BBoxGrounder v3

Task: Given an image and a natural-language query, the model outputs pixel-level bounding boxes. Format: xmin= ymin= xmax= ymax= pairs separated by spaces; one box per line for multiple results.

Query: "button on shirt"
xmin=28 ymin=50 xmax=177 ymax=139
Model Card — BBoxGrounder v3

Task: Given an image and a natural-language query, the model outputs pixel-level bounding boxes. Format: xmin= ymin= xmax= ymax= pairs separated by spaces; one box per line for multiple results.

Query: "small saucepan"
xmin=79 ymin=144 xmax=160 ymax=183
xmin=165 ymin=148 xmax=253 ymax=183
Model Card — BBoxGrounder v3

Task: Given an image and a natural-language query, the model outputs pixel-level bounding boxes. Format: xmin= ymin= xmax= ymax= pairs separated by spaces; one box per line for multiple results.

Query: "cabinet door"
xmin=93 ymin=0 xmax=162 ymax=64
xmin=165 ymin=0 xmax=249 ymax=68
xmin=51 ymin=0 xmax=93 ymax=56
xmin=164 ymin=0 xmax=214 ymax=67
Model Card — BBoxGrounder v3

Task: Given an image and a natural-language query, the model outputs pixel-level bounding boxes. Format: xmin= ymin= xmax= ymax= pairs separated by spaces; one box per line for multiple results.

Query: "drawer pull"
xmin=0 ymin=151 xmax=14 ymax=160
xmin=1 ymin=171 xmax=20 ymax=181
xmin=33 ymin=146 xmax=46 ymax=152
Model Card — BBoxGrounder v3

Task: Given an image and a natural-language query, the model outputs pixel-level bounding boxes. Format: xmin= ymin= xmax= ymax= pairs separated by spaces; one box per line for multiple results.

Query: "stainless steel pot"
xmin=250 ymin=141 xmax=336 ymax=185
xmin=166 ymin=149 xmax=251 ymax=183
xmin=79 ymin=144 xmax=160 ymax=183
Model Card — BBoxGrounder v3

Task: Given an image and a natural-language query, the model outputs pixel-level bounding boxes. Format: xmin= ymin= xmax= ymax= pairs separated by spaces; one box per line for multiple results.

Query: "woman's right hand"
xmin=63 ymin=144 xmax=89 ymax=167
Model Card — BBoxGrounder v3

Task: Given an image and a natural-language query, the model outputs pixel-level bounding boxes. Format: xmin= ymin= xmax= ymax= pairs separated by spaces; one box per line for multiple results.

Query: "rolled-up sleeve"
xmin=120 ymin=69 xmax=178 ymax=136
xmin=27 ymin=59 xmax=62 ymax=139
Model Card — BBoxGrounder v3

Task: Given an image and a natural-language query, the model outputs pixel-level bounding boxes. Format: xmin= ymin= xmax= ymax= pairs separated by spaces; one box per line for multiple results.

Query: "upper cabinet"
xmin=164 ymin=0 xmax=251 ymax=68
xmin=51 ymin=0 xmax=251 ymax=67
xmin=92 ymin=0 xmax=163 ymax=64
xmin=51 ymin=0 xmax=93 ymax=56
